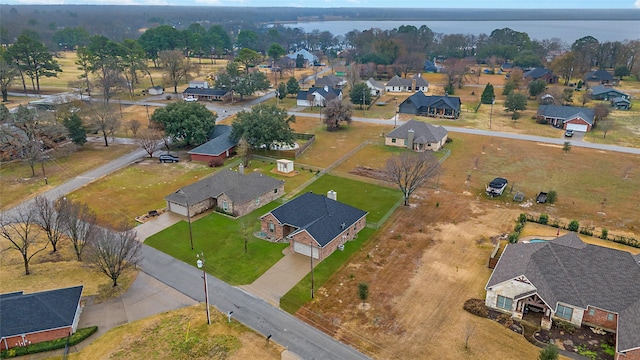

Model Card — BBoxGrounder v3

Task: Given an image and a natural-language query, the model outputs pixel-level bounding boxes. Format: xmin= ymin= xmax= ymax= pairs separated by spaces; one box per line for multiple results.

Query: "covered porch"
xmin=512 ymin=292 xmax=553 ymax=330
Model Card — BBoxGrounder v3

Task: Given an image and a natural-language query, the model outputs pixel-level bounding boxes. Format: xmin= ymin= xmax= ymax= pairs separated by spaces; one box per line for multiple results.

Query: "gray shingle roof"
xmin=165 ymin=169 xmax=283 ymax=206
xmin=591 ymin=85 xmax=628 ymax=97
xmin=524 ymin=67 xmax=552 ymax=79
xmin=584 ymin=69 xmax=614 ymax=82
xmin=296 ymin=87 xmax=341 ymax=101
xmin=386 ymin=74 xmax=428 ymax=88
xmin=0 ymin=286 xmax=83 ymax=338
xmin=366 ymin=78 xmax=385 ymax=90
xmin=188 ymin=125 xmax=238 ymax=156
xmin=183 ymin=87 xmax=231 ymax=96
xmin=486 ymin=233 xmax=640 ymax=352
xmin=385 ymin=119 xmax=448 ymax=144
xmin=537 ymin=105 xmax=595 ymax=125
xmin=264 ymin=192 xmax=367 ymax=247
xmin=403 ymin=92 xmax=461 ymax=111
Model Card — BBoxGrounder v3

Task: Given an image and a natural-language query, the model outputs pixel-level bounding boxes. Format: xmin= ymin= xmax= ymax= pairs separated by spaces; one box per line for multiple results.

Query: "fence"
xmin=366 ymin=196 xmax=405 ymax=229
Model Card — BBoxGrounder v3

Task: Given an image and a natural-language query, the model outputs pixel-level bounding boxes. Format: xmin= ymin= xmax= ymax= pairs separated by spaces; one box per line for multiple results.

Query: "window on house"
xmin=391 ymin=138 xmax=396 ymax=143
xmin=269 ymin=222 xmax=275 ymax=233
xmin=589 ymin=308 xmax=595 ymax=316
xmin=496 ymin=296 xmax=512 ymax=310
xmin=607 ymin=313 xmax=615 ymax=321
xmin=556 ymin=304 xmax=573 ymax=320
xmin=274 ymin=188 xmax=278 ymax=193
xmin=222 ymin=200 xmax=228 ymax=211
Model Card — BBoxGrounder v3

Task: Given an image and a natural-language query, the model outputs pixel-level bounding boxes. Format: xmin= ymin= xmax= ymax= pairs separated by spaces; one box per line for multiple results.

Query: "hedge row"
xmin=0 ymin=327 xmax=98 ymax=358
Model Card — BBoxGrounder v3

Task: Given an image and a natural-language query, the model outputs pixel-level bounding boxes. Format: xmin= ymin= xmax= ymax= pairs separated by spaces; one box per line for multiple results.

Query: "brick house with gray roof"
xmin=485 ymin=233 xmax=640 ymax=360
xmin=165 ymin=169 xmax=284 ymax=217
xmin=590 ymin=85 xmax=630 ymax=101
xmin=188 ymin=125 xmax=238 ymax=164
xmin=385 ymin=74 xmax=429 ymax=93
xmin=1 ymin=286 xmax=83 ymax=350
xmin=385 ymin=119 xmax=448 ymax=152
xmin=537 ymin=105 xmax=595 ymax=132
xmin=260 ymin=192 xmax=367 ymax=260
xmin=523 ymin=67 xmax=558 ymax=84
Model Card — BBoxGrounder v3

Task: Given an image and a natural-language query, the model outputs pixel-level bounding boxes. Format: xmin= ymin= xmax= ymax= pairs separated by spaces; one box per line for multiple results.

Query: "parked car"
xmin=486 ymin=177 xmax=508 ymax=197
xmin=564 ymin=129 xmax=574 ymax=137
xmin=184 ymin=96 xmax=197 ymax=102
xmin=159 ymin=154 xmax=180 ymax=163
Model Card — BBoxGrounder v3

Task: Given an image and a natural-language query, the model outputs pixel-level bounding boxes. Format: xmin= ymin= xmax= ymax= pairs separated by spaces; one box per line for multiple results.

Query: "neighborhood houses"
xmin=2 ymin=8 xmax=640 ymax=360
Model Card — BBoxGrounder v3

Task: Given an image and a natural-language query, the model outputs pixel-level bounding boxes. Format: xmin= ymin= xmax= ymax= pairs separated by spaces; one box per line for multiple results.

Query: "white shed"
xmin=148 ymin=86 xmax=164 ymax=95
xmin=276 ymin=159 xmax=294 ymax=173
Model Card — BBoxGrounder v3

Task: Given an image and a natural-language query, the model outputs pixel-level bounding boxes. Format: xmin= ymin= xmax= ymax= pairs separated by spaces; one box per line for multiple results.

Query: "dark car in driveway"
xmin=159 ymin=154 xmax=180 ymax=163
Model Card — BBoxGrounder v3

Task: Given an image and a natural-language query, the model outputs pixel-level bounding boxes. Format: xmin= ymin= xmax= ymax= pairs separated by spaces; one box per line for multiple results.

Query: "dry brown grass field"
xmin=63 ymin=305 xmax=283 ymax=360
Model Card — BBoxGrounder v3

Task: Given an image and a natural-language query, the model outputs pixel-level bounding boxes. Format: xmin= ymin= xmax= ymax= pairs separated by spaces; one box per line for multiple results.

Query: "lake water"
xmin=286 ymin=20 xmax=640 ymax=44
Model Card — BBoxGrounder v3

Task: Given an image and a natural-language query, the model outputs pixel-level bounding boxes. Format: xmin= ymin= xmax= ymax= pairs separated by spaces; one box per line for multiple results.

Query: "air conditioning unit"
xmin=338 ymin=244 xmax=345 ymax=251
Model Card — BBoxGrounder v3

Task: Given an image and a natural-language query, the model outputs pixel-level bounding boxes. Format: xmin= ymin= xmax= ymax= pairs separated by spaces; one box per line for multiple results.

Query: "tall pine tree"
xmin=481 ymin=83 xmax=495 ymax=104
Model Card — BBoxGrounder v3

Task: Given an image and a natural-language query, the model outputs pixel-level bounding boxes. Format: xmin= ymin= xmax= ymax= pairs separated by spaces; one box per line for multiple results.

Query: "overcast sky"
xmin=1 ymin=0 xmax=640 ymax=8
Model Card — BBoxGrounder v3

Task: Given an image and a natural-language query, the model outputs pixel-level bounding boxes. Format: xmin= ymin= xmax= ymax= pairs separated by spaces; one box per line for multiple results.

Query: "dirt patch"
xmin=349 ymin=166 xmax=391 ymax=181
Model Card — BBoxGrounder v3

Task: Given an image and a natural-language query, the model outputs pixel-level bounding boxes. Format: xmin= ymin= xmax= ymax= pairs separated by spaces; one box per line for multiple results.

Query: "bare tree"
xmin=59 ymin=200 xmax=98 ymax=261
xmin=88 ymin=103 xmax=120 ymax=147
xmin=158 ymin=50 xmax=191 ymax=94
xmin=34 ymin=196 xmax=65 ymax=252
xmin=386 ymin=152 xmax=441 ymax=206
xmin=95 ymin=67 xmax=126 ymax=103
xmin=443 ymin=58 xmax=473 ymax=92
xmin=323 ymin=99 xmax=352 ymax=131
xmin=593 ymin=103 xmax=610 ymax=126
xmin=464 ymin=322 xmax=476 ymax=350
xmin=128 ymin=119 xmax=141 ymax=137
xmin=0 ymin=205 xmax=48 ymax=275
xmin=598 ymin=118 xmax=614 ymax=138
xmin=135 ymin=128 xmax=162 ymax=158
xmin=87 ymin=224 xmax=141 ymax=287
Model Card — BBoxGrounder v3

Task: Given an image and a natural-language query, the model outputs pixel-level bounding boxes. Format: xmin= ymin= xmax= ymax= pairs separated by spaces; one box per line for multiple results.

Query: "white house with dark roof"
xmin=385 ymin=119 xmax=448 ymax=152
xmin=485 ymin=233 xmax=640 ymax=360
xmin=536 ymin=105 xmax=595 ymax=132
xmin=365 ymin=78 xmax=385 ymax=96
xmin=1 ymin=286 xmax=83 ymax=350
xmin=296 ymin=86 xmax=342 ymax=107
xmin=385 ymin=74 xmax=429 ymax=93
xmin=286 ymin=49 xmax=318 ymax=67
xmin=260 ymin=192 xmax=367 ymax=260
xmin=165 ymin=169 xmax=284 ymax=217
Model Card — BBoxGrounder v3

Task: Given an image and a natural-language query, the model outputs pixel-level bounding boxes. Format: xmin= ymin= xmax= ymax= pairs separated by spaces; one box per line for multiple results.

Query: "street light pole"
xmin=310 ymin=242 xmax=314 ymax=299
xmin=196 ymin=253 xmax=211 ymax=325
xmin=177 ymin=189 xmax=194 ymax=250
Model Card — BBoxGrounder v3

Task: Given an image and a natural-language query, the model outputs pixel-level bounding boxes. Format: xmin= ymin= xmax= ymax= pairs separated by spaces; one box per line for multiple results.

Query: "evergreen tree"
xmin=286 ymin=76 xmax=300 ymax=98
xmin=538 ymin=344 xmax=559 ymax=360
xmin=481 ymin=83 xmax=495 ymax=104
xmin=277 ymin=82 xmax=287 ymax=100
xmin=63 ymin=113 xmax=87 ymax=146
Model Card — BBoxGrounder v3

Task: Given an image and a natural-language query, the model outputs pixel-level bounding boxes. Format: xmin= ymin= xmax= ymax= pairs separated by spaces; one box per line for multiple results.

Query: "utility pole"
xmin=310 ymin=242 xmax=315 ymax=299
xmin=196 ymin=253 xmax=211 ymax=325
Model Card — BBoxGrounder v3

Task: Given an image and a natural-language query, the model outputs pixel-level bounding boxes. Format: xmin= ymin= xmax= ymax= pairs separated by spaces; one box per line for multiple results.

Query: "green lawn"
xmin=298 ymin=174 xmax=402 ymax=223
xmin=145 ymin=201 xmax=288 ymax=285
xmin=280 ymin=227 xmax=376 ymax=314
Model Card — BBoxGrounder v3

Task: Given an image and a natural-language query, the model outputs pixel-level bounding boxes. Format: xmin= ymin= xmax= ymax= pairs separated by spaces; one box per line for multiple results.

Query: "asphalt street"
xmin=141 ymin=245 xmax=371 ymax=360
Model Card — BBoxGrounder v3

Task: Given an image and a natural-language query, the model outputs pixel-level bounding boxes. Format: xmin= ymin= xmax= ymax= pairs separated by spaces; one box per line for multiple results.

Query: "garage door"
xmin=566 ymin=123 xmax=588 ymax=132
xmin=293 ymin=241 xmax=319 ymax=259
xmin=169 ymin=202 xmax=188 ymax=216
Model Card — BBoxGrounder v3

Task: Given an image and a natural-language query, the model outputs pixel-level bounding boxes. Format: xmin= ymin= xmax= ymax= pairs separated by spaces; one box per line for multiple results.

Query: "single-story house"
xmin=611 ymin=97 xmax=632 ymax=110
xmin=385 ymin=119 xmax=448 ymax=152
xmin=148 ymin=86 xmax=164 ymax=95
xmin=286 ymin=49 xmax=318 ymax=67
xmin=385 ymin=74 xmax=429 ymax=93
xmin=536 ymin=105 xmax=595 ymax=132
xmin=584 ymin=69 xmax=618 ymax=86
xmin=165 ymin=169 xmax=284 ymax=217
xmin=485 ymin=233 xmax=640 ymax=360
xmin=500 ymin=63 xmax=514 ymax=73
xmin=423 ymin=59 xmax=438 ymax=73
xmin=261 ymin=192 xmax=367 ymax=260
xmin=189 ymin=80 xmax=210 ymax=89
xmin=188 ymin=125 xmax=238 ymax=163
xmin=1 ymin=286 xmax=83 ymax=350
xmin=314 ymin=74 xmax=346 ymax=88
xmin=523 ymin=67 xmax=558 ymax=84
xmin=296 ymin=86 xmax=342 ymax=107
xmin=182 ymin=87 xmax=232 ymax=102
xmin=590 ymin=85 xmax=630 ymax=101
xmin=399 ymin=92 xmax=461 ymax=119
xmin=366 ymin=78 xmax=385 ymax=96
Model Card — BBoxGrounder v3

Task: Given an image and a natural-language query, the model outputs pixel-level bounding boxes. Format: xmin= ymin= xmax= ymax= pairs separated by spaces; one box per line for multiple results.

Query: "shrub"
xmin=539 ymin=213 xmax=549 ymax=225
xmin=601 ymin=228 xmax=608 ymax=240
xmin=208 ymin=158 xmax=224 ymax=167
xmin=576 ymin=345 xmax=597 ymax=360
xmin=463 ymin=298 xmax=488 ymax=317
xmin=497 ymin=313 xmax=514 ymax=328
xmin=567 ymin=220 xmax=580 ymax=232
xmin=166 ymin=95 xmax=172 ymax=100
xmin=508 ymin=232 xmax=519 ymax=243
xmin=579 ymin=226 xmax=593 ymax=236
xmin=511 ymin=112 xmax=521 ymax=120
xmin=518 ymin=213 xmax=527 ymax=224
xmin=546 ymin=190 xmax=557 ymax=204
xmin=601 ymin=343 xmax=615 ymax=356
xmin=514 ymin=222 xmax=524 ymax=233
xmin=538 ymin=344 xmax=559 ymax=360
xmin=1 ymin=327 xmax=97 ymax=358
xmin=555 ymin=320 xmax=575 ymax=334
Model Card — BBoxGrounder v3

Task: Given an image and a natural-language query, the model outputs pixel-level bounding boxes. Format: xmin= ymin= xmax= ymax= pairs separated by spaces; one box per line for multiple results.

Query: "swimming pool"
xmin=528 ymin=239 xmax=551 ymax=243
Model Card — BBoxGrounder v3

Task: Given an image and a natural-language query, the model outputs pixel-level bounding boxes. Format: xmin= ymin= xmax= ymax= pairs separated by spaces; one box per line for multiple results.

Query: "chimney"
xmin=327 ymin=190 xmax=337 ymax=201
xmin=238 ymin=163 xmax=244 ymax=174
xmin=407 ymin=129 xmax=415 ymax=150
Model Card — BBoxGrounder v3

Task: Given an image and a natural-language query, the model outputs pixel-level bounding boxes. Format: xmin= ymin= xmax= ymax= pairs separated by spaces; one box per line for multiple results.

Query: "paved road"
xmin=141 ymin=245 xmax=371 ymax=360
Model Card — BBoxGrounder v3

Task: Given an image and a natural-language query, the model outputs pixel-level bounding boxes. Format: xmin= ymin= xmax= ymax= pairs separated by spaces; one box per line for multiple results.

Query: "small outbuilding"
xmin=276 ymin=159 xmax=294 ymax=174
xmin=148 ymin=86 xmax=164 ymax=95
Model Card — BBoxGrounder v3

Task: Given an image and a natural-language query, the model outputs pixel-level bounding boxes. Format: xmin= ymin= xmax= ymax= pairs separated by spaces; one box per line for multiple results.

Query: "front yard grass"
xmin=280 ymin=227 xmax=376 ymax=314
xmin=145 ymin=202 xmax=288 ymax=285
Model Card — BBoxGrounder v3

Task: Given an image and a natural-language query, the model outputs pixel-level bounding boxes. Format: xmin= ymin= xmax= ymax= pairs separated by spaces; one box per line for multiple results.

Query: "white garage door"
xmin=566 ymin=123 xmax=588 ymax=132
xmin=293 ymin=241 xmax=319 ymax=259
xmin=169 ymin=202 xmax=188 ymax=216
